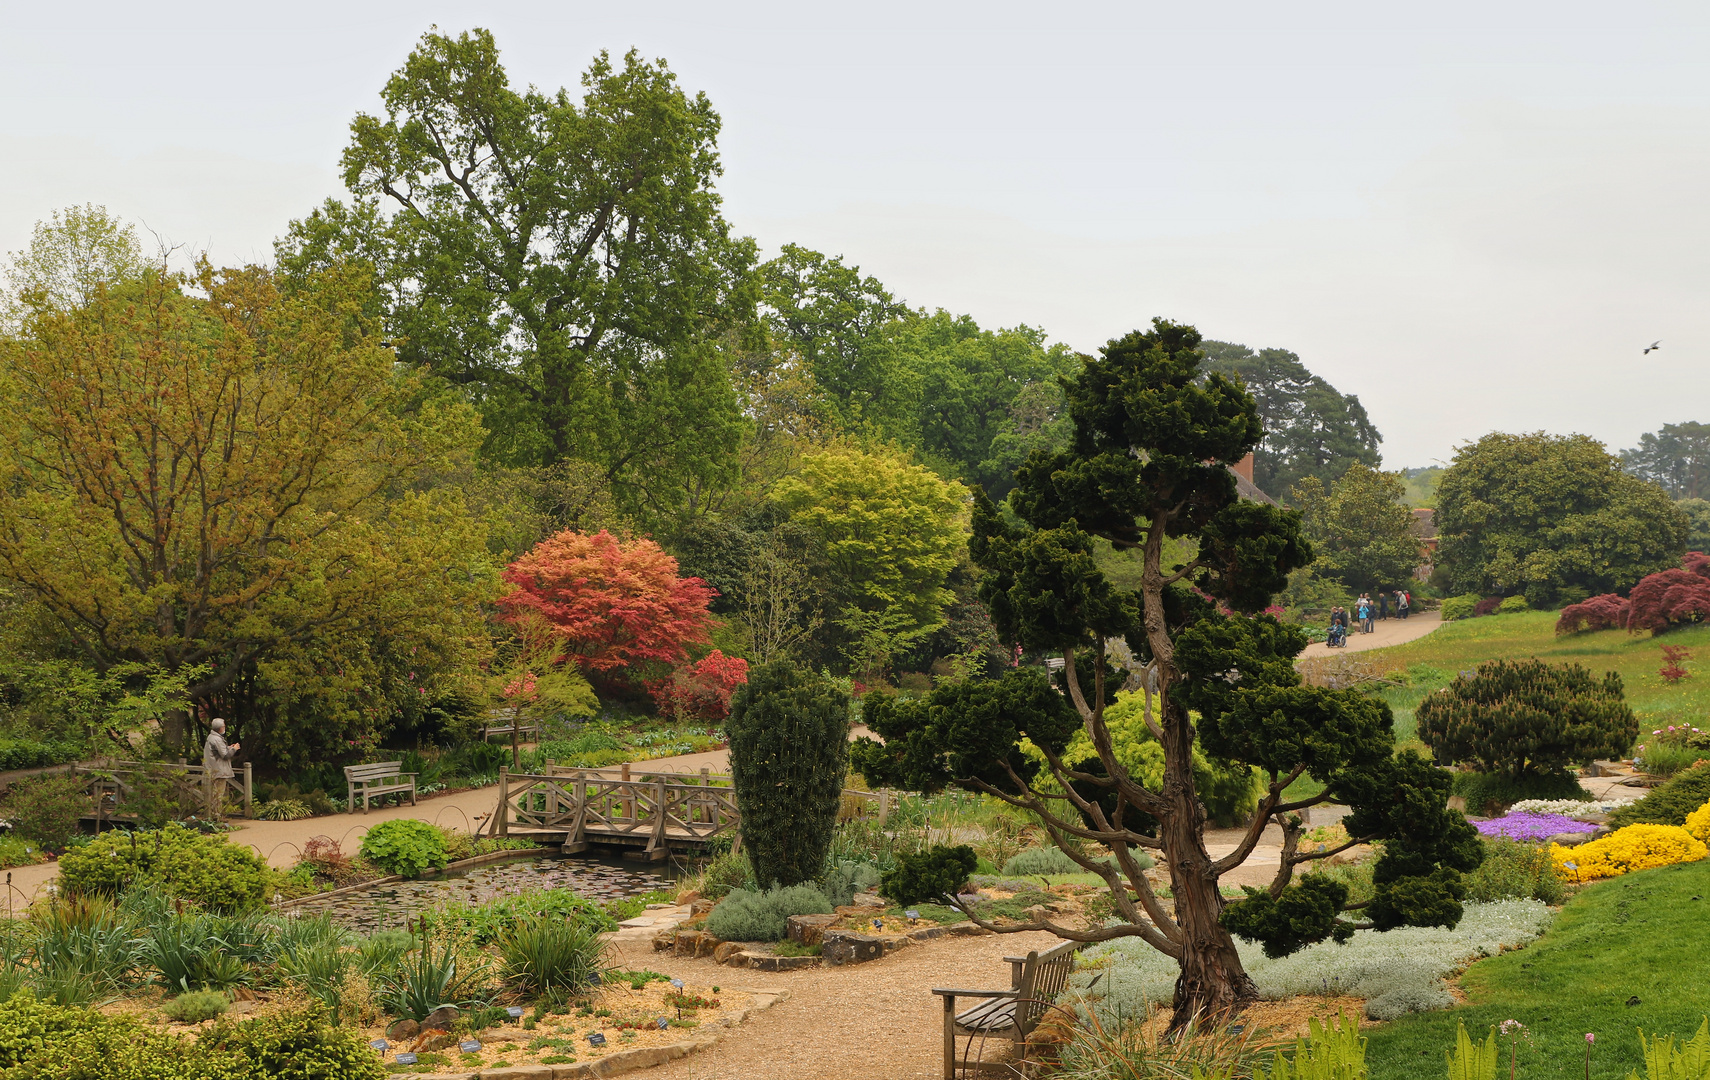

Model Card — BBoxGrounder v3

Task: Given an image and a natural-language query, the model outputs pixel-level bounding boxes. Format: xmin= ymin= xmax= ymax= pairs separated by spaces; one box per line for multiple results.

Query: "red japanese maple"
xmin=652 ymin=650 xmax=750 ymax=721
xmin=1556 ymin=551 xmax=1710 ymax=637
xmin=498 ymin=530 xmax=716 ymax=675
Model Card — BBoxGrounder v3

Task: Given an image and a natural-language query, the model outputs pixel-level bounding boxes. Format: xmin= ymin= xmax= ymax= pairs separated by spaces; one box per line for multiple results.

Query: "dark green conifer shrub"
xmin=726 ymin=661 xmax=850 ymax=889
xmin=1417 ymin=658 xmax=1637 ymax=781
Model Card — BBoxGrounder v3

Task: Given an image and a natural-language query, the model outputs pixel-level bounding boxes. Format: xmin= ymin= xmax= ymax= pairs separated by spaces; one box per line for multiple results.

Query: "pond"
xmin=290 ymin=852 xmax=680 ymax=934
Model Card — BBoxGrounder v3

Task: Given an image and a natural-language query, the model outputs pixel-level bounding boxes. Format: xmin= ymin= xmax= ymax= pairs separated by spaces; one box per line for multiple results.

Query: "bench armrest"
xmin=931 ymin=988 xmax=1017 ymax=998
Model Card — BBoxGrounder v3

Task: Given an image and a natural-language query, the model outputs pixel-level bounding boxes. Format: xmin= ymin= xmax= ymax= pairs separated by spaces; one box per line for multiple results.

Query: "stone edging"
xmin=408 ymin=988 xmax=789 ymax=1080
xmin=273 ymin=847 xmax=550 ymax=911
xmin=659 ymin=920 xmax=992 ymax=970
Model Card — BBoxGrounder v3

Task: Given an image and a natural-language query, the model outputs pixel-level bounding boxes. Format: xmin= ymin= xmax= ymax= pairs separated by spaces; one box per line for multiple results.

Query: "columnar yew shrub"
xmin=1416 ymin=659 xmax=1637 ymax=780
xmin=726 ymin=661 xmax=850 ymax=888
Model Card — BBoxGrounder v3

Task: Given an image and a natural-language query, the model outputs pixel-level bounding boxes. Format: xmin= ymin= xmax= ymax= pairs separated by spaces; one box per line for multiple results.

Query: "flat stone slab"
xmin=617 ymin=917 xmax=655 ymax=927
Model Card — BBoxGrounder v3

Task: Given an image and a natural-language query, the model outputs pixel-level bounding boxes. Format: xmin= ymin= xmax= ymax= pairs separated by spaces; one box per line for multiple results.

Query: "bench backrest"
xmin=345 ymin=762 xmax=405 ymax=783
xmin=1014 ymin=939 xmax=1079 ymax=1034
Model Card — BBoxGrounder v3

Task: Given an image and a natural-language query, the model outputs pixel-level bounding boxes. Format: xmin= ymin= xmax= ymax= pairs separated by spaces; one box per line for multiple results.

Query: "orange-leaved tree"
xmin=498 ymin=530 xmax=716 ymax=689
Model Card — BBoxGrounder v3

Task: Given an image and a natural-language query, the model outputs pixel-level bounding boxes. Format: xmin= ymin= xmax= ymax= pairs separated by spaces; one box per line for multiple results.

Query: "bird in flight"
xmin=1644 ymin=341 xmax=1662 ymax=354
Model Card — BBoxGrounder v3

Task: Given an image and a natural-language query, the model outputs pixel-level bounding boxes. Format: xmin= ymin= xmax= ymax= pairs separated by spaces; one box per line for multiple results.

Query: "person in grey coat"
xmin=202 ymin=718 xmax=240 ymax=818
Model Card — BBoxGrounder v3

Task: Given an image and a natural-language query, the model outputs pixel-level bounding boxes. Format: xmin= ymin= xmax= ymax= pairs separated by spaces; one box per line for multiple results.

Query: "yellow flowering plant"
xmin=1683 ymin=798 xmax=1710 ymax=844
xmin=1550 ymin=823 xmax=1708 ymax=883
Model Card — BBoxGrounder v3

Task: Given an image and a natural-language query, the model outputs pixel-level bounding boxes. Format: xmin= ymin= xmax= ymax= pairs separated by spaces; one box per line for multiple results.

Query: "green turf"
xmin=1364 ymin=611 xmax=1710 ymax=735
xmin=1364 ymin=857 xmax=1710 ymax=1079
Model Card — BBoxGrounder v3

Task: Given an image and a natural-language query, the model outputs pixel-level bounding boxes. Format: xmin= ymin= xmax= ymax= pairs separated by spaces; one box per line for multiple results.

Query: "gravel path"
xmin=612 ymin=929 xmax=1067 ymax=1080
xmin=1298 ymin=610 xmax=1441 ymax=657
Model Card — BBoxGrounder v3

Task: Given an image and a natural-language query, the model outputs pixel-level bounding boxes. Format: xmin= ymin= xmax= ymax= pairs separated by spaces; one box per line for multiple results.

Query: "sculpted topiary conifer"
xmin=852 ymin=319 xmax=1482 ymax=1027
xmin=726 ymin=661 xmax=850 ymax=889
xmin=1416 ymin=658 xmax=1637 ymax=781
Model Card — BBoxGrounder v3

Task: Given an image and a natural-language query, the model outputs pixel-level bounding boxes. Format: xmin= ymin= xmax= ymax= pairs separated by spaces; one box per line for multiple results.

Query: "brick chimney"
xmin=1233 ymin=452 xmax=1255 ymax=483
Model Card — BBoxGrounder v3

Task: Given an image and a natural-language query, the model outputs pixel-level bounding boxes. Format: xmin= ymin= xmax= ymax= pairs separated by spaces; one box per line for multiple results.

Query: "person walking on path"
xmin=1398 ymin=589 xmax=1411 ymax=620
xmin=1378 ymin=591 xmax=1389 ymax=620
xmin=202 ymin=718 xmax=239 ymax=820
xmin=1358 ymin=594 xmax=1374 ymax=634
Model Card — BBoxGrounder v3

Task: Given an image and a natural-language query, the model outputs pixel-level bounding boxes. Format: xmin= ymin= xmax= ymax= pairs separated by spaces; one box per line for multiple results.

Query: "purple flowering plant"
xmin=1473 ymin=812 xmax=1600 ymax=841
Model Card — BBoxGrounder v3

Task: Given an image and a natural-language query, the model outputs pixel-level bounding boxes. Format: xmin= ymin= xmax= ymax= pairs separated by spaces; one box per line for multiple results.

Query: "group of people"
xmin=1325 ymin=589 xmax=1412 ymax=648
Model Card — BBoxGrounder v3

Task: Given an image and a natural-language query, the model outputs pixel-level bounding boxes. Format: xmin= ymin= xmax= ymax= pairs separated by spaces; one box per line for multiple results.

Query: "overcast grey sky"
xmin=2 ymin=1 xmax=1705 ymax=468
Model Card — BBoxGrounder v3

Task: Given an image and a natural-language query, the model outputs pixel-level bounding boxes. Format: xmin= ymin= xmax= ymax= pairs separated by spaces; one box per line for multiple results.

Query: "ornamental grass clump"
xmin=1550 ymin=823 xmax=1708 ymax=883
xmin=1473 ymin=813 xmax=1599 ymax=842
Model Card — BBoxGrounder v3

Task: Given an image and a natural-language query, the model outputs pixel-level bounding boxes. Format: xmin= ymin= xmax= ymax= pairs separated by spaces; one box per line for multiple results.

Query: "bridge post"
xmin=646 ymin=775 xmax=668 ymax=861
xmin=498 ymin=767 xmax=509 ymax=837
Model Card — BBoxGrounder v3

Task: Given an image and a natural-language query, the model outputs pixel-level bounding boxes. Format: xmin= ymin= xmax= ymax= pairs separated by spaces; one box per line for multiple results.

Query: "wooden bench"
xmin=344 ymin=762 xmax=418 ymax=813
xmin=932 ymin=938 xmax=1078 ymax=1078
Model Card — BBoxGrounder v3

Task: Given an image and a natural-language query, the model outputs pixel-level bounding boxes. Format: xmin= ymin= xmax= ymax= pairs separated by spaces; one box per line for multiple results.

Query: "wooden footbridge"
xmin=482 ymin=764 xmax=740 ymax=861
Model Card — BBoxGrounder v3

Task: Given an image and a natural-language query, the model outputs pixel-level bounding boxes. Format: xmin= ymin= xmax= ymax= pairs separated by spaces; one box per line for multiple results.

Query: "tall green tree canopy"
xmin=1198 ymin=340 xmax=1381 ymax=497
xmin=1290 ymin=463 xmax=1422 ymax=593
xmin=757 ymin=245 xmax=1076 ymax=498
xmin=853 ymin=319 xmax=1478 ymax=1026
xmin=277 ymin=29 xmax=756 ymax=521
xmin=0 ymin=212 xmax=493 ymax=765
xmin=1435 ymin=431 xmax=1687 ymax=607
xmin=1623 ymin=421 xmax=1710 ymax=501
xmin=772 ymin=443 xmax=967 ymax=677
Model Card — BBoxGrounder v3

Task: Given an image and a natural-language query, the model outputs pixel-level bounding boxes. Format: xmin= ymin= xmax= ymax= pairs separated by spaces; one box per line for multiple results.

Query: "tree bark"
xmin=1160 ymin=779 xmax=1259 ymax=1026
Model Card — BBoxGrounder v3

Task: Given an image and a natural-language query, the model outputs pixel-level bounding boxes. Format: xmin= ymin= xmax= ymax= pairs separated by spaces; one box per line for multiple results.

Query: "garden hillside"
xmin=1358 ymin=609 xmax=1710 ymax=746
xmin=1364 ymin=856 xmax=1710 ymax=1079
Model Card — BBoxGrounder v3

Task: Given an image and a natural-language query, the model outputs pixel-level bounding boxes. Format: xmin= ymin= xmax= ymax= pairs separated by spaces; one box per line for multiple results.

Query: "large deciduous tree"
xmin=0 ymin=233 xmax=492 ymax=760
xmin=278 ymin=29 xmax=756 ymax=521
xmin=1198 ymin=341 xmax=1381 ymax=497
xmin=1290 ymin=463 xmax=1422 ymax=593
xmin=1435 ymin=432 xmax=1687 ymax=608
xmin=772 ymin=443 xmax=967 ymax=678
xmin=852 ymin=320 xmax=1480 ymax=1026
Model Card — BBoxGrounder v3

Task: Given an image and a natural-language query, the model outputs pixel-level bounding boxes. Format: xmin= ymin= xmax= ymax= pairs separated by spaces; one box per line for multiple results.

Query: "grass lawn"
xmin=1364 ymin=857 xmax=1710 ymax=1078
xmin=1366 ymin=611 xmax=1710 ymax=742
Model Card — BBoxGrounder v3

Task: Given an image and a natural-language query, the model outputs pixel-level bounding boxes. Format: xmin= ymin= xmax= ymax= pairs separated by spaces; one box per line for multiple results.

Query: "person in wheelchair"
xmin=1327 ymin=605 xmax=1349 ymax=648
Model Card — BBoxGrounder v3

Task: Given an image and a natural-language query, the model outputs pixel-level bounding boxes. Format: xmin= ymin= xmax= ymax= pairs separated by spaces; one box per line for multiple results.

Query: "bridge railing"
xmin=73 ymin=758 xmax=253 ymax=822
xmin=491 ymin=766 xmax=739 ymax=854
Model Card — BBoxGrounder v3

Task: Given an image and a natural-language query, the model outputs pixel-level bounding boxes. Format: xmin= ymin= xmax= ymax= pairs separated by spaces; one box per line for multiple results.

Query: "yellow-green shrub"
xmin=1550 ymin=823 xmax=1708 ymax=883
xmin=56 ymin=824 xmax=272 ymax=911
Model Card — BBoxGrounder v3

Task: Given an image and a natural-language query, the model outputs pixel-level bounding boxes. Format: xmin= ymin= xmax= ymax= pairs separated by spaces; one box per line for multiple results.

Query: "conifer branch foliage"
xmin=851 ymin=319 xmax=1482 ymax=1023
xmin=726 ymin=661 xmax=851 ymax=889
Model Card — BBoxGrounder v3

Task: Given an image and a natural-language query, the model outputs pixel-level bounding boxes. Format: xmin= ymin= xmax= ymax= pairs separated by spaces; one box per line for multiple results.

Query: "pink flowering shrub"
xmin=652 ymin=650 xmax=749 ymax=721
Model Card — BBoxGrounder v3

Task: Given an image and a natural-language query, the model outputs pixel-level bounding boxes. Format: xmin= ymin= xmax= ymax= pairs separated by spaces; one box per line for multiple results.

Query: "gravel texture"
xmin=613 ymin=927 xmax=1067 ymax=1080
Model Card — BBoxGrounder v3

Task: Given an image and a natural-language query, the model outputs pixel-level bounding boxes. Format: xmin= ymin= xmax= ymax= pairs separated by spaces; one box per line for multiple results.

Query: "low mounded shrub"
xmin=1497 ymin=596 xmax=1530 ymax=614
xmin=821 ymin=859 xmax=883 ymax=906
xmin=1002 ymin=846 xmax=1085 ymax=877
xmin=1440 ymin=595 xmax=1479 ymax=621
xmin=162 ymin=989 xmax=228 ymax=1023
xmin=1473 ymin=597 xmax=1504 ymax=618
xmin=1000 ymin=845 xmax=1156 ymax=877
xmin=358 ymin=819 xmax=447 ymax=879
xmin=1608 ymin=761 xmax=1710 ymax=828
xmin=3 ymin=774 xmax=89 ymax=851
xmin=57 ymin=824 xmax=272 ymax=911
xmin=704 ymin=884 xmax=834 ymax=942
xmin=1551 ymin=823 xmax=1707 ymax=882
xmin=1419 ymin=659 xmax=1637 ymax=785
xmin=881 ymin=845 xmax=978 ymax=906
xmin=1067 ymin=900 xmax=1552 ymax=1025
xmin=0 ymin=1002 xmax=384 ymax=1080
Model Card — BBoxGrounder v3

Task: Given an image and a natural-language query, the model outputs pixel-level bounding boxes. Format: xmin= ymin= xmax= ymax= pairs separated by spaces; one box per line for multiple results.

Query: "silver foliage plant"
xmin=1065 ymin=899 xmax=1553 ymax=1024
